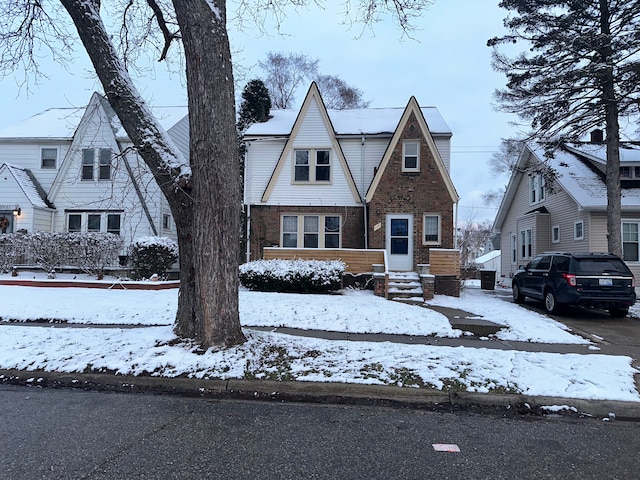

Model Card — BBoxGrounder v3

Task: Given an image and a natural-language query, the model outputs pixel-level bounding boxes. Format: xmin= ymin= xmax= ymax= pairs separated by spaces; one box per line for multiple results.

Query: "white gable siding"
xmin=262 ymin=98 xmax=360 ymax=206
xmin=167 ymin=115 xmax=190 ymax=159
xmin=245 ymin=139 xmax=287 ymax=204
xmin=434 ymin=137 xmax=451 ymax=172
xmin=340 ymin=137 xmax=390 ymax=199
xmin=0 ymin=142 xmax=71 ymax=193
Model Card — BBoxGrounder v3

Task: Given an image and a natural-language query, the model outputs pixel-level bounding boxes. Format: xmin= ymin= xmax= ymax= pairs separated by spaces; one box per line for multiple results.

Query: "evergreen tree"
xmin=488 ymin=0 xmax=640 ymax=256
xmin=237 ymin=79 xmax=272 ymax=134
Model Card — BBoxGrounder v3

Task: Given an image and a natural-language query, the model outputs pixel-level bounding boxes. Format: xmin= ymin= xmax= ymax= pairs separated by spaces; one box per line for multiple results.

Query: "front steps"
xmin=387 ymin=271 xmax=424 ymax=305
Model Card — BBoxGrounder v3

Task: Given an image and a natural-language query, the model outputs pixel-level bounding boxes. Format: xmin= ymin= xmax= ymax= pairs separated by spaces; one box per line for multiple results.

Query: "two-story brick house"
xmin=243 ymin=82 xmax=459 ymax=272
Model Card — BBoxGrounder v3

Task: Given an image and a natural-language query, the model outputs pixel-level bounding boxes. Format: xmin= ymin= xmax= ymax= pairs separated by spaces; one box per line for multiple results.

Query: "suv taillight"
xmin=562 ymin=273 xmax=577 ymax=286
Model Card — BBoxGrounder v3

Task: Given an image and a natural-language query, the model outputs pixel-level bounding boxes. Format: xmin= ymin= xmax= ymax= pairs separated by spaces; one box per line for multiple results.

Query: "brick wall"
xmin=248 ymin=205 xmax=365 ymax=261
xmin=367 ymin=111 xmax=455 ymax=268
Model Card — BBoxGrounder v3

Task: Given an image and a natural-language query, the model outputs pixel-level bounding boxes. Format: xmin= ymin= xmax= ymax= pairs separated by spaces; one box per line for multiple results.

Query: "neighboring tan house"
xmin=494 ymin=140 xmax=640 ymax=279
xmin=242 ymin=82 xmax=459 ymax=272
xmin=0 ymin=93 xmax=187 ymax=254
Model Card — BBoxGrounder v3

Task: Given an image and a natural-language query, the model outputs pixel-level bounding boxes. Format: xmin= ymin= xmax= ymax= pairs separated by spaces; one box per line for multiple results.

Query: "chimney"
xmin=590 ymin=129 xmax=604 ymax=143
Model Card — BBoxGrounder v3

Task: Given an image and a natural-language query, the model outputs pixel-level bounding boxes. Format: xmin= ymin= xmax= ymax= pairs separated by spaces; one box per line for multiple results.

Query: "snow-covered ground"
xmin=0 ymin=273 xmax=638 ymax=402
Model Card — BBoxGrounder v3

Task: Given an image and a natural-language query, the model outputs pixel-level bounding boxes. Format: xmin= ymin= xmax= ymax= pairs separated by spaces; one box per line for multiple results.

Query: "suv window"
xmin=536 ymin=255 xmax=552 ymax=271
xmin=554 ymin=256 xmax=571 ymax=273
xmin=574 ymin=258 xmax=629 ymax=275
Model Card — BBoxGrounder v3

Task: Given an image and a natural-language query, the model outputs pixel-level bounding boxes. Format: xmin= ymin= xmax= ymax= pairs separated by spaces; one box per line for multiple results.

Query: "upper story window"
xmin=82 ymin=149 xmax=94 ymax=180
xmin=402 ymin=141 xmax=420 ymax=172
xmin=162 ymin=214 xmax=171 ymax=231
xmin=99 ymin=148 xmax=112 ymax=180
xmin=293 ymin=149 xmax=331 ymax=183
xmin=620 ymin=165 xmax=640 ymax=179
xmin=41 ymin=148 xmax=57 ymax=169
xmin=82 ymin=148 xmax=112 ymax=181
xmin=574 ymin=220 xmax=584 ymax=240
xmin=529 ymin=174 xmax=545 ymax=204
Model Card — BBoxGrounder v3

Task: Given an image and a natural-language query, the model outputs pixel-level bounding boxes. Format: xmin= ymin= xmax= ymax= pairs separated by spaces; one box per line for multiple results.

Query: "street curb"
xmin=2 ymin=369 xmax=639 ymax=421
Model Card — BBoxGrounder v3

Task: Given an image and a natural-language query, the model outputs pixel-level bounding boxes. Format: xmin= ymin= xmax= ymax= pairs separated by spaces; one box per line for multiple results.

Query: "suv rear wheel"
xmin=512 ymin=282 xmax=525 ymax=304
xmin=544 ymin=289 xmax=560 ymax=314
xmin=609 ymin=307 xmax=629 ymax=318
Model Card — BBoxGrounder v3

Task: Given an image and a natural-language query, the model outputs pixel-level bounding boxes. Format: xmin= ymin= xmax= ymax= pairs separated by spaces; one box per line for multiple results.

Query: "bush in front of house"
xmin=239 ymin=259 xmax=346 ymax=293
xmin=0 ymin=233 xmax=25 ymax=273
xmin=129 ymin=236 xmax=179 ymax=280
xmin=67 ymin=232 xmax=124 ymax=279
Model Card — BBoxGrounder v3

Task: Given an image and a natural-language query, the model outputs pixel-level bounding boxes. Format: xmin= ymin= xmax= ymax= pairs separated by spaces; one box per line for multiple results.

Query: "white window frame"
xmin=622 ymin=220 xmax=640 ymax=262
xmin=66 ymin=212 xmax=122 ymax=235
xmin=511 ymin=234 xmax=517 ymax=264
xmin=520 ymin=228 xmax=532 ymax=260
xmin=552 ymin=225 xmax=560 ymax=243
xmin=422 ymin=213 xmax=441 ymax=245
xmin=574 ymin=220 xmax=584 ymax=241
xmin=99 ymin=148 xmax=112 ymax=180
xmin=280 ymin=214 xmax=342 ymax=248
xmin=293 ymin=149 xmax=332 ymax=184
xmin=162 ymin=214 xmax=171 ymax=231
xmin=402 ymin=141 xmax=420 ymax=172
xmin=82 ymin=149 xmax=95 ymax=180
xmin=41 ymin=147 xmax=58 ymax=169
xmin=529 ymin=174 xmax=545 ymax=204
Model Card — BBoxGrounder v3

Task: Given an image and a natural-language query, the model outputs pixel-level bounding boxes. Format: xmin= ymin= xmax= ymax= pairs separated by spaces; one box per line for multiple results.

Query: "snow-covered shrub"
xmin=129 ymin=236 xmax=179 ymax=280
xmin=239 ymin=259 xmax=345 ymax=293
xmin=67 ymin=232 xmax=124 ymax=279
xmin=25 ymin=231 xmax=70 ymax=273
xmin=0 ymin=233 xmax=24 ymax=273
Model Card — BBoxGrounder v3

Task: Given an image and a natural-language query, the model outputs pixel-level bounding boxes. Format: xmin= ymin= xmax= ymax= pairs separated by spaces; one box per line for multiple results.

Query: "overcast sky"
xmin=0 ymin=0 xmax=520 ymax=224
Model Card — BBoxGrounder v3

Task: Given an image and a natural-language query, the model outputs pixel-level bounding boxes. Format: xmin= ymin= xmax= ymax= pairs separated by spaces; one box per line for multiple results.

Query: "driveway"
xmin=490 ymin=285 xmax=640 ymax=372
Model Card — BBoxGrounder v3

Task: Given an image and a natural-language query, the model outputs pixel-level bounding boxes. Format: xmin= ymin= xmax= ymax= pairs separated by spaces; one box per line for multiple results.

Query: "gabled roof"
xmin=365 ymin=96 xmax=458 ymax=203
xmin=260 ymin=82 xmax=361 ymax=203
xmin=0 ymin=163 xmax=53 ymax=210
xmin=494 ymin=142 xmax=640 ymax=230
xmin=244 ymin=105 xmax=451 ymax=137
xmin=0 ymin=94 xmax=188 ymax=141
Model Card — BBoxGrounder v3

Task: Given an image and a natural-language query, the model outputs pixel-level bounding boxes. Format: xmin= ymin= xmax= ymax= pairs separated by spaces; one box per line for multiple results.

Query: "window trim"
xmin=422 ymin=213 xmax=441 ymax=245
xmin=552 ymin=225 xmax=560 ymax=243
xmin=98 ymin=148 xmax=112 ymax=180
xmin=574 ymin=220 xmax=584 ymax=241
xmin=511 ymin=234 xmax=517 ymax=264
xmin=402 ymin=141 xmax=420 ymax=172
xmin=66 ymin=211 xmax=122 ymax=236
xmin=82 ymin=149 xmax=95 ymax=181
xmin=622 ymin=220 xmax=640 ymax=262
xmin=280 ymin=214 xmax=342 ymax=248
xmin=520 ymin=228 xmax=532 ymax=260
xmin=292 ymin=148 xmax=332 ymax=184
xmin=41 ymin=147 xmax=58 ymax=169
xmin=529 ymin=174 xmax=545 ymax=205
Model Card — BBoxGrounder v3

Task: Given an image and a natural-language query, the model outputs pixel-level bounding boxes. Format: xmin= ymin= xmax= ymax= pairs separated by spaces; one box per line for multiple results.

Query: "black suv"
xmin=512 ymin=252 xmax=636 ymax=317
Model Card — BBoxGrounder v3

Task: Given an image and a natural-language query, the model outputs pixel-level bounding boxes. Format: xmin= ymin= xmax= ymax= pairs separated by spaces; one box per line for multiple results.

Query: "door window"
xmin=390 ymin=218 xmax=409 ymax=255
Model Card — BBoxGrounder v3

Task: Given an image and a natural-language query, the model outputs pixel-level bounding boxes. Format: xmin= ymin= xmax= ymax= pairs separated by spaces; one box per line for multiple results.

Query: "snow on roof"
xmin=474 ymin=250 xmax=501 ymax=264
xmin=537 ymin=144 xmax=640 ymax=210
xmin=1 ymin=163 xmax=51 ymax=209
xmin=244 ymin=106 xmax=451 ymax=137
xmin=0 ymin=104 xmax=188 ymax=140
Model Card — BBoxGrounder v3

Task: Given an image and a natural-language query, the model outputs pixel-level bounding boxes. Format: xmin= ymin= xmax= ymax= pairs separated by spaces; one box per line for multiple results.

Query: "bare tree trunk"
xmin=172 ymin=0 xmax=245 ymax=346
xmin=60 ymin=0 xmax=245 ymax=346
xmin=600 ymin=0 xmax=622 ymax=257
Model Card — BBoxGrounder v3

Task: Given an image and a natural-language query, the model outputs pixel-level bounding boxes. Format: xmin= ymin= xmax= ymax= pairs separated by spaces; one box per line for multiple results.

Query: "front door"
xmin=386 ymin=214 xmax=413 ymax=271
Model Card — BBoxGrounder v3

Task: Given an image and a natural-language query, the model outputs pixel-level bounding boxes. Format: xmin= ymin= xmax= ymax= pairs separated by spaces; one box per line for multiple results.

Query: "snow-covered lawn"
xmin=0 ymin=273 xmax=638 ymax=402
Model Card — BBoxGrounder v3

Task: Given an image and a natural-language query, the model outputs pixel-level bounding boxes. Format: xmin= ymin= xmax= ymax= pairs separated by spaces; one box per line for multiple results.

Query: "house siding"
xmin=264 ymin=98 xmax=360 ymax=206
xmin=248 ymin=205 xmax=364 ymax=261
xmin=367 ymin=112 xmax=454 ymax=267
xmin=340 ymin=136 xmax=390 ymax=200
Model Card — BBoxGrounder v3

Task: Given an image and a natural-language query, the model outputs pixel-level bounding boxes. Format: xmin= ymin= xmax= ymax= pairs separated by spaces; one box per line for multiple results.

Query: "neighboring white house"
xmin=494 ymin=140 xmax=640 ymax=279
xmin=474 ymin=250 xmax=501 ymax=277
xmin=0 ymin=93 xmax=187 ymax=255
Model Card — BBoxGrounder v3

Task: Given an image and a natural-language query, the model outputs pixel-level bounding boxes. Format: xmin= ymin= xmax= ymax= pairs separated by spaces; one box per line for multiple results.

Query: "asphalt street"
xmin=1 ymin=384 xmax=639 ymax=480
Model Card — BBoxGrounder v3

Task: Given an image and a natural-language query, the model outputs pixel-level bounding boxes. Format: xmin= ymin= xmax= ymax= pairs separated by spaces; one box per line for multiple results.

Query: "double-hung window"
xmin=99 ymin=149 xmax=112 ymax=180
xmin=574 ymin=220 xmax=584 ymax=240
xmin=293 ymin=149 xmax=331 ymax=183
xmin=82 ymin=149 xmax=95 ymax=180
xmin=520 ymin=228 xmax=532 ymax=259
xmin=623 ymin=221 xmax=639 ymax=262
xmin=281 ymin=214 xmax=341 ymax=248
xmin=403 ymin=141 xmax=419 ymax=172
xmin=529 ymin=174 xmax=545 ymax=204
xmin=41 ymin=148 xmax=57 ymax=169
xmin=423 ymin=214 xmax=441 ymax=245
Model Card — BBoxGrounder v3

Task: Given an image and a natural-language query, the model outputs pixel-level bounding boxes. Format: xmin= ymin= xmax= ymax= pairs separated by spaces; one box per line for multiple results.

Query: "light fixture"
xmin=12 ymin=207 xmax=20 ymax=217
